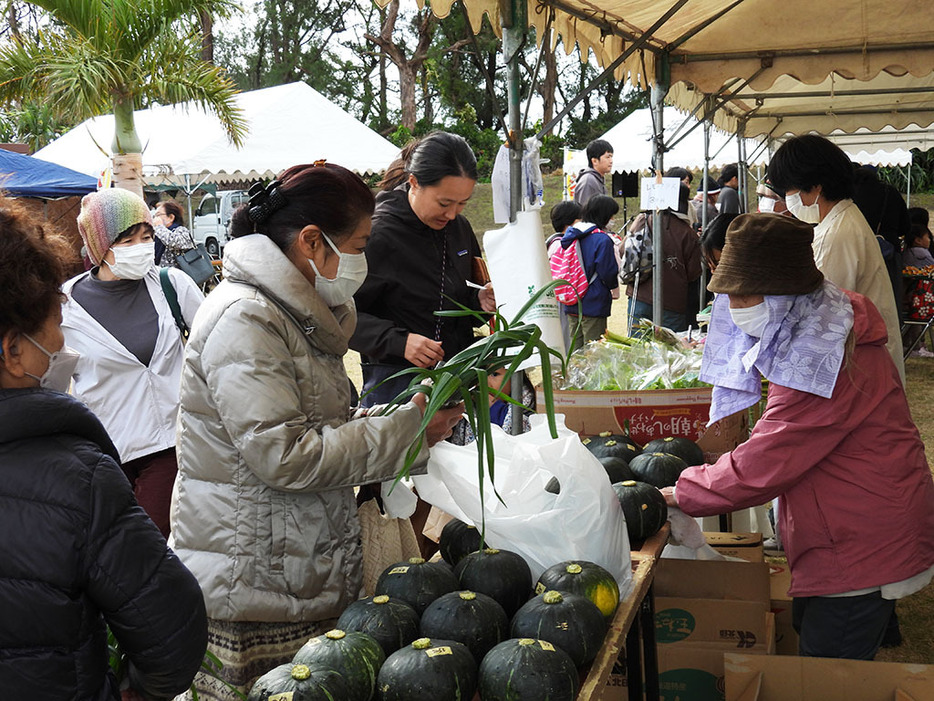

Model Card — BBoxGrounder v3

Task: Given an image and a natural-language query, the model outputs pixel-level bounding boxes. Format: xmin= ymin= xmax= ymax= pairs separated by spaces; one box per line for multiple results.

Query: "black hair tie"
xmin=248 ymin=180 xmax=287 ymax=226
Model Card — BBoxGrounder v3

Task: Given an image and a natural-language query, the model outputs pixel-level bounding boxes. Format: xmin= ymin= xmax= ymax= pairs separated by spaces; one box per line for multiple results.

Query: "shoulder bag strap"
xmin=159 ymin=268 xmax=190 ymax=340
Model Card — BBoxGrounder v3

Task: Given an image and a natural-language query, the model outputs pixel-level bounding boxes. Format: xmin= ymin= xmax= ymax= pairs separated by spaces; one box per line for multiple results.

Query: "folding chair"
xmin=901 ymin=275 xmax=934 ymax=358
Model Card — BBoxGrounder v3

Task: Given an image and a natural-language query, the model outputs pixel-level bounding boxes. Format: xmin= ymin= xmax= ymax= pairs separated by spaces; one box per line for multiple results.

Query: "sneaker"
xmin=910 ymin=347 xmax=934 ymax=358
xmin=763 ymin=536 xmax=784 ymax=552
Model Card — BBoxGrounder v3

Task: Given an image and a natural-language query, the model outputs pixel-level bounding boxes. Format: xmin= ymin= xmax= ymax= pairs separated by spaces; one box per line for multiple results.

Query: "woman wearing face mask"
xmin=660 ymin=213 xmax=934 ymax=661
xmin=350 ymin=131 xmax=496 ymax=406
xmin=767 ymin=134 xmax=904 ymax=382
xmin=169 ymin=163 xmax=464 ymax=699
xmin=62 ymin=188 xmax=203 ymax=539
xmin=0 ymin=200 xmax=208 ymax=700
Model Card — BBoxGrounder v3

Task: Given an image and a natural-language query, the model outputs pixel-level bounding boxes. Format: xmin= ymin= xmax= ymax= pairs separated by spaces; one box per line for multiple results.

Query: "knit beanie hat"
xmin=708 ymin=213 xmax=824 ymax=296
xmin=77 ymin=188 xmax=153 ymax=265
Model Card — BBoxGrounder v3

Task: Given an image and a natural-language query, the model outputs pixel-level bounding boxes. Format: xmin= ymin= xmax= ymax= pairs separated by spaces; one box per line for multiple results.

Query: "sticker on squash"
xmin=426 ymin=646 xmax=453 ymax=657
xmin=269 ymin=694 xmax=294 ymax=701
xmin=538 ymin=640 xmax=556 ymax=652
xmin=534 ymin=582 xmax=546 ymax=595
xmin=387 ymin=566 xmax=409 ymax=575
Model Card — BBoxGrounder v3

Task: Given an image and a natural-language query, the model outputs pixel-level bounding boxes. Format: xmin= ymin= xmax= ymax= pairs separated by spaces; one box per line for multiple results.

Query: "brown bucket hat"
xmin=708 ymin=213 xmax=824 ymax=296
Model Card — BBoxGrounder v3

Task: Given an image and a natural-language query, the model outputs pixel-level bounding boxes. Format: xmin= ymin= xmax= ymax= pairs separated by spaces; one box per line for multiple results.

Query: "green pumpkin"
xmin=439 ymin=519 xmax=483 ymax=567
xmin=642 ymin=436 xmax=705 ymax=467
xmin=375 ymin=557 xmax=459 ymax=616
xmin=612 ymin=480 xmax=669 ymax=542
xmin=581 ymin=431 xmax=642 ymax=462
xmin=248 ymin=663 xmax=351 ymax=701
xmin=510 ymin=590 xmax=608 ymax=668
xmin=336 ymin=595 xmax=420 ymax=658
xmin=535 ymin=561 xmax=620 ymax=621
xmin=628 ymin=452 xmax=687 ymax=488
xmin=598 ymin=456 xmax=635 ymax=484
xmin=420 ymin=590 xmax=509 ymax=664
xmin=478 ymin=638 xmax=579 ymax=701
xmin=292 ymin=629 xmax=385 ymax=701
xmin=377 ymin=637 xmax=477 ymax=701
xmin=454 ymin=548 xmax=533 ymax=619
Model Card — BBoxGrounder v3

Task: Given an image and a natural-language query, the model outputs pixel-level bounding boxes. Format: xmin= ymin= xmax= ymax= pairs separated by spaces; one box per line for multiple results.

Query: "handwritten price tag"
xmin=640 ymin=176 xmax=680 ymax=211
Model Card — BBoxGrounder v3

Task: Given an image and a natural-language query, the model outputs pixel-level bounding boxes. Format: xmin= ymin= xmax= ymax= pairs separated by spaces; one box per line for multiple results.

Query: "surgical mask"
xmin=23 ymin=334 xmax=80 ymax=392
xmin=106 ymin=242 xmax=155 ymax=280
xmin=758 ymin=197 xmax=776 ymax=213
xmin=786 ymin=192 xmax=821 ymax=224
xmin=729 ymin=302 xmax=770 ymax=338
xmin=308 ymin=232 xmax=367 ymax=307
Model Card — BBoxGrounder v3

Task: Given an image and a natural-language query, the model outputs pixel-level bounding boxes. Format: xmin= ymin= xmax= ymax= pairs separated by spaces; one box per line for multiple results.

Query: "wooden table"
xmin=578 ymin=523 xmax=670 ymax=701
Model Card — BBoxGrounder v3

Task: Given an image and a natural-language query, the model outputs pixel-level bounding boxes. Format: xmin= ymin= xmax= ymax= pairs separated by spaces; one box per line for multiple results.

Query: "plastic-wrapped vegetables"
xmin=559 ymin=334 xmax=707 ymax=391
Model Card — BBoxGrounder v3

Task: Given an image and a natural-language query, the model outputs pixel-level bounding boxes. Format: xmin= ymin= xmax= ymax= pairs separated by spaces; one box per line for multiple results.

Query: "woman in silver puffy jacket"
xmin=170 ymin=162 xmax=463 ymax=699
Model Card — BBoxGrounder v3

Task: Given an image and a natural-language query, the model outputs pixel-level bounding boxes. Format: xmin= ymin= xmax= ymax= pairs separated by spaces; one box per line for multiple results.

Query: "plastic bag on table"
xmin=412 ymin=415 xmax=633 ymax=596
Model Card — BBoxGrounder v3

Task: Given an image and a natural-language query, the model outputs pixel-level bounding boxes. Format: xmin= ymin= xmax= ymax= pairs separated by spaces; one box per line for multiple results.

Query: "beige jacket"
xmin=170 ymin=234 xmax=426 ymax=623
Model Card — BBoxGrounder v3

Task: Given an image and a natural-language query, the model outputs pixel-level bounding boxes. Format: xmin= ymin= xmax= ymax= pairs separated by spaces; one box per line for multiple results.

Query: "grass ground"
xmin=346 ymin=178 xmax=934 ymax=664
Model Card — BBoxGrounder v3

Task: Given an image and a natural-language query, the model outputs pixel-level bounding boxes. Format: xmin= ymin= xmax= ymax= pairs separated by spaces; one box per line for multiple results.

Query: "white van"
xmin=192 ymin=190 xmax=249 ymax=256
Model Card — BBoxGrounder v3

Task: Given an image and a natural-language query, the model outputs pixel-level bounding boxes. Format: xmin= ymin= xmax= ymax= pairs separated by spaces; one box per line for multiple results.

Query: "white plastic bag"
xmin=412 ymin=415 xmax=633 ymax=596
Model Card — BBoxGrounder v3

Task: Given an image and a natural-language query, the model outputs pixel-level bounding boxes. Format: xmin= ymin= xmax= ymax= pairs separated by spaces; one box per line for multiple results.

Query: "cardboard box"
xmin=706 ymin=532 xmax=765 ymax=563
xmin=768 ymin=563 xmax=798 ymax=656
xmin=536 ymin=387 xmax=749 ymax=461
xmin=725 ymin=653 xmax=934 ymax=700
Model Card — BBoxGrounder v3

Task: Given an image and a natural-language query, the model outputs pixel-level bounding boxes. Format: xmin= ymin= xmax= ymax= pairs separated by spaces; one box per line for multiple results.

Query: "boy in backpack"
xmin=557 ymin=195 xmax=620 ymax=350
xmin=573 ymin=139 xmax=614 ymax=205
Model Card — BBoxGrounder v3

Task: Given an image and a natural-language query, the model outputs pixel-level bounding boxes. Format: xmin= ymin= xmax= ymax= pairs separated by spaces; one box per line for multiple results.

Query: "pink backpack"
xmin=550 ymin=236 xmax=592 ymax=305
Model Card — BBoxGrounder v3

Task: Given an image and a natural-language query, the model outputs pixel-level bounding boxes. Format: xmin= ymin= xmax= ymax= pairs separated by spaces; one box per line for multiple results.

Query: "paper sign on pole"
xmin=640 ymin=176 xmax=680 ymax=211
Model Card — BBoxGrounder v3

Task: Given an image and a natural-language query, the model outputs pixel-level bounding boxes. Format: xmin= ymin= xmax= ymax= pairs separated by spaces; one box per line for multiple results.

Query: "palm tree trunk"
xmin=111 ymin=97 xmax=144 ymax=197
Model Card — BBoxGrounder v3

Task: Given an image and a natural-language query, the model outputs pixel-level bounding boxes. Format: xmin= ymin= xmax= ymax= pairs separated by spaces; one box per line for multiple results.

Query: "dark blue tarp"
xmin=0 ymin=148 xmax=97 ymax=197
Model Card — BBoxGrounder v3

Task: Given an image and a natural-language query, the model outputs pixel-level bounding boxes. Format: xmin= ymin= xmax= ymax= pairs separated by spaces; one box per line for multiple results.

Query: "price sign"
xmin=640 ymin=176 xmax=681 ymax=211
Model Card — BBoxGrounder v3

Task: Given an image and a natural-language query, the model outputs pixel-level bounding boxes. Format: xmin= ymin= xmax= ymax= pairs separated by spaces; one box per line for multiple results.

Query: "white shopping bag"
xmin=483 ymin=209 xmax=565 ymax=365
xmin=412 ymin=415 xmax=633 ymax=596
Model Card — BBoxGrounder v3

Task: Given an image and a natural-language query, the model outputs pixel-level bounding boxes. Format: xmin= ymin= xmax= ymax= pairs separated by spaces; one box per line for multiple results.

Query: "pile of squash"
xmin=248 ymin=535 xmax=623 ymax=701
xmin=582 ymin=431 xmax=706 ymax=543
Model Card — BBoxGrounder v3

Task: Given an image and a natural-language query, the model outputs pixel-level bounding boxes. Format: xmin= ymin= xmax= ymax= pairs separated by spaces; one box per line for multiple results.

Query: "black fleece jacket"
xmin=0 ymin=388 xmax=207 ymax=700
xmin=350 ymin=185 xmax=484 ymax=366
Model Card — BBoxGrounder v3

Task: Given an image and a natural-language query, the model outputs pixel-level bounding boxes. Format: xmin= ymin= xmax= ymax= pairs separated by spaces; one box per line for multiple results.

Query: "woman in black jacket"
xmin=0 ymin=199 xmax=207 ymax=701
xmin=350 ymin=131 xmax=496 ymax=406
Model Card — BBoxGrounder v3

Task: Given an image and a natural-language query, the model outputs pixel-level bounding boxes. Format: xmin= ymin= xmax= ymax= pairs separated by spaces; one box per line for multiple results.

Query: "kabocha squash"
xmin=478 ymin=638 xmax=579 ymax=701
xmin=439 ymin=519 xmax=483 ymax=567
xmin=420 ymin=590 xmax=509 ymax=664
xmin=612 ymin=480 xmax=669 ymax=542
xmin=628 ymin=452 xmax=687 ymax=488
xmin=643 ymin=436 xmax=705 ymax=467
xmin=535 ymin=561 xmax=620 ymax=621
xmin=377 ymin=637 xmax=477 ymax=701
xmin=247 ymin=663 xmax=351 ymax=701
xmin=336 ymin=595 xmax=420 ymax=658
xmin=581 ymin=431 xmax=641 ymax=462
xmin=509 ymin=590 xmax=607 ymax=668
xmin=598 ymin=456 xmax=635 ymax=484
xmin=292 ymin=629 xmax=385 ymax=701
xmin=374 ymin=557 xmax=459 ymax=616
xmin=454 ymin=548 xmax=533 ymax=618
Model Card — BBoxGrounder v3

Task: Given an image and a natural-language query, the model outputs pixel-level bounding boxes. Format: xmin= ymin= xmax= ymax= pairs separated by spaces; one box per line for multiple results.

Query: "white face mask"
xmin=23 ymin=334 xmax=80 ymax=392
xmin=729 ymin=302 xmax=770 ymax=338
xmin=786 ymin=192 xmax=821 ymax=224
xmin=308 ymin=232 xmax=367 ymax=307
xmin=106 ymin=241 xmax=155 ymax=280
xmin=757 ymin=197 xmax=776 ymax=213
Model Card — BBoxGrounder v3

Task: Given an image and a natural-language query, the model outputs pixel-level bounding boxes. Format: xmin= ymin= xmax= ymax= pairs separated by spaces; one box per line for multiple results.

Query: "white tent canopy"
xmin=34 ymin=82 xmax=400 ymax=185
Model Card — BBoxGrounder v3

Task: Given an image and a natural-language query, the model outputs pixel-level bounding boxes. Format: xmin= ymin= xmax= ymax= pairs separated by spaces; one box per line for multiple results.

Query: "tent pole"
xmin=737 ymin=120 xmax=747 ymax=213
xmin=906 ymin=161 xmax=912 ymax=206
xmin=651 ymin=53 xmax=670 ymax=329
xmin=503 ymin=0 xmax=526 ymax=434
xmin=185 ymin=174 xmax=194 ymax=231
xmin=700 ymin=107 xmax=711 ymax=299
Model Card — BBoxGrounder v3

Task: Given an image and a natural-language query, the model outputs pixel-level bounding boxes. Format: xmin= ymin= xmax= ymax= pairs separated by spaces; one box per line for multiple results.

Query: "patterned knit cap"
xmin=77 ymin=188 xmax=153 ymax=265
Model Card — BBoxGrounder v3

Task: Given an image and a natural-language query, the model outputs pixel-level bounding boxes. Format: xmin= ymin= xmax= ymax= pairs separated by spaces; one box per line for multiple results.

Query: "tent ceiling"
xmin=421 ymin=0 xmax=934 ymax=141
xmin=34 ymin=82 xmax=400 ymax=186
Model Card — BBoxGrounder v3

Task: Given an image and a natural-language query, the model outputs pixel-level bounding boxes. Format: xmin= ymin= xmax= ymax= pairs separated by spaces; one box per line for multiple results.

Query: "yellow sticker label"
xmin=269 ymin=693 xmax=294 ymax=701
xmin=426 ymin=646 xmax=453 ymax=657
xmin=388 ymin=566 xmax=409 ymax=575
xmin=539 ymin=640 xmax=556 ymax=652
xmin=534 ymin=582 xmax=546 ymax=595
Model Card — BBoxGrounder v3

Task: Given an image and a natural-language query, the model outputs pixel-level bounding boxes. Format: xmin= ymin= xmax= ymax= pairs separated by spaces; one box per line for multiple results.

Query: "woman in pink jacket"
xmin=662 ymin=213 xmax=934 ymax=660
